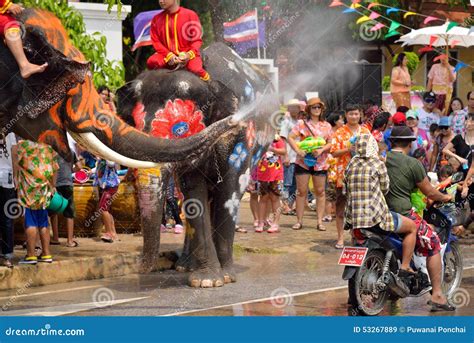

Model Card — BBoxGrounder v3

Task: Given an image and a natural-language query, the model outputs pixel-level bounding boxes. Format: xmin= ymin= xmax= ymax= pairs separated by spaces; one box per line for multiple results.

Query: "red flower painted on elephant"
xmin=150 ymin=99 xmax=206 ymax=139
xmin=132 ymin=102 xmax=147 ymax=131
xmin=246 ymin=121 xmax=256 ymax=149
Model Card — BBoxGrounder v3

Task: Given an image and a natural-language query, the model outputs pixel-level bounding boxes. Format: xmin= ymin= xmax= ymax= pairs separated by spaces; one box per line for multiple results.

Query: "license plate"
xmin=338 ymin=247 xmax=368 ymax=266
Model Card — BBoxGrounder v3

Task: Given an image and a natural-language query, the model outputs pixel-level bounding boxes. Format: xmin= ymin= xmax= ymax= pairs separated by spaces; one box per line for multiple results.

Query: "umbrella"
xmin=397 ymin=22 xmax=474 ymax=114
xmin=397 ymin=22 xmax=474 ymax=47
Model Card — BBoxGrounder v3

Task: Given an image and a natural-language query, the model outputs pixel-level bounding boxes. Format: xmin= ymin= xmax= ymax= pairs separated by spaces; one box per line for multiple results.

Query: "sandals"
xmin=292 ymin=223 xmax=303 ymax=230
xmin=66 ymin=240 xmax=79 ymax=248
xmin=316 ymin=224 xmax=327 ymax=231
xmin=322 ymin=215 xmax=333 ymax=222
xmin=1 ymin=259 xmax=13 ymax=268
xmin=50 ymin=240 xmax=61 ymax=245
xmin=335 ymin=243 xmax=344 ymax=249
xmin=101 ymin=234 xmax=114 ymax=243
xmin=430 ymin=301 xmax=456 ymax=312
xmin=235 ymin=226 xmax=248 ymax=233
xmin=267 ymin=224 xmax=280 ymax=233
xmin=255 ymin=226 xmax=264 ymax=233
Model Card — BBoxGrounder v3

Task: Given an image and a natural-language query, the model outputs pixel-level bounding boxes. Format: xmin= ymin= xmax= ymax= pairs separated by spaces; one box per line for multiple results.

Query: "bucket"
xmin=74 ymin=169 xmax=89 ymax=184
xmin=47 ymin=192 xmax=69 ymax=214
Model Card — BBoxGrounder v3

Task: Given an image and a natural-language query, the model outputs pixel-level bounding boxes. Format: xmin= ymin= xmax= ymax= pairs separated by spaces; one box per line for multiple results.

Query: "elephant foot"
xmin=222 ymin=266 xmax=237 ymax=284
xmin=188 ymin=268 xmax=225 ymax=288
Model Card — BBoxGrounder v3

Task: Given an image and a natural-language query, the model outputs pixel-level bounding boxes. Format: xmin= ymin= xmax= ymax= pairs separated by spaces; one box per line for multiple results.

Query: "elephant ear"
xmin=116 ymin=81 xmax=140 ymax=127
xmin=16 ymin=27 xmax=90 ymax=119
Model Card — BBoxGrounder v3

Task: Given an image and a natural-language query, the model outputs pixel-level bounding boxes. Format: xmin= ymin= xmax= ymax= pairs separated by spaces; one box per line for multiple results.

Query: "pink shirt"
xmin=428 ymin=63 xmax=456 ymax=94
xmin=390 ymin=66 xmax=411 ymax=93
xmin=291 ymin=119 xmax=332 ymax=171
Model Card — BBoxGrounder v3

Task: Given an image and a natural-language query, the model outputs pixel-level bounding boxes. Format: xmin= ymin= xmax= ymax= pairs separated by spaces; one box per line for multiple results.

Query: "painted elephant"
xmin=117 ymin=43 xmax=278 ymax=287
xmin=0 ymin=9 xmax=237 ymax=167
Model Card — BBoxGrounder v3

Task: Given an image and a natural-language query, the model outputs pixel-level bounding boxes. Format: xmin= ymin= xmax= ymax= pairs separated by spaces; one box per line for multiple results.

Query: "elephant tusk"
xmin=68 ymin=131 xmax=161 ymax=169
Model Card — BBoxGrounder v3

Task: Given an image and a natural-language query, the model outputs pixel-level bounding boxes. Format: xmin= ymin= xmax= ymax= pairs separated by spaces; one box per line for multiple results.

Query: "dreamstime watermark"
xmin=450 ymin=287 xmax=470 ymax=308
xmin=5 ymin=324 xmax=85 ymax=337
xmin=3 ymin=198 xmax=24 ymax=220
xmin=269 ymin=110 xmax=286 ymax=130
xmin=270 ymin=287 xmax=293 ymax=309
xmin=92 ymin=287 xmax=115 ymax=308
xmin=182 ymin=198 xmax=204 ymax=219
xmin=181 ymin=21 xmax=203 ymax=41
xmin=264 ymin=12 xmax=301 ymax=49
xmin=84 ymin=191 xmax=121 ymax=228
xmin=2 ymin=278 xmax=33 ymax=311
xmin=359 ymin=22 xmax=383 ymax=42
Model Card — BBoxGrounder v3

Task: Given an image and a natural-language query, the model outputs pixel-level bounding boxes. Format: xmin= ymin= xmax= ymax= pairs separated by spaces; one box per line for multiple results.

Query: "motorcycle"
xmin=340 ymin=172 xmax=466 ymax=316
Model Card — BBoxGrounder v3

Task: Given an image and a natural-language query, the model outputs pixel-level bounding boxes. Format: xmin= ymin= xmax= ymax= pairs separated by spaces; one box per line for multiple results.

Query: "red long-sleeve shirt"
xmin=0 ymin=0 xmax=12 ymax=14
xmin=150 ymin=6 xmax=203 ymax=64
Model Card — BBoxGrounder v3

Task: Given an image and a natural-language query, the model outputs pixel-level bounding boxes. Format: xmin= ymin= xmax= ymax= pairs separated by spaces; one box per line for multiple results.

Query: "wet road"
xmin=1 ymin=245 xmax=473 ymax=317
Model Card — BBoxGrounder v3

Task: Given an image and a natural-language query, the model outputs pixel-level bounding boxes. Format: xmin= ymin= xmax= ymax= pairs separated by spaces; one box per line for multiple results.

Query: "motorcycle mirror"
xmin=452 ymin=172 xmax=464 ymax=184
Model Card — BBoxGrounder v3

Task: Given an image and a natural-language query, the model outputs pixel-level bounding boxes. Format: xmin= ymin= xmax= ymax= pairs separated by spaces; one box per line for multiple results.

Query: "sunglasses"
xmin=424 ymin=99 xmax=436 ymax=104
xmin=311 ymin=105 xmax=322 ymax=110
xmin=439 ymin=126 xmax=450 ymax=130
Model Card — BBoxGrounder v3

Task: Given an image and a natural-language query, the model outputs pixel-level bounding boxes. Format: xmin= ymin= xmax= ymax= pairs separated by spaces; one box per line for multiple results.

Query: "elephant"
xmin=117 ymin=42 xmax=278 ymax=287
xmin=0 ymin=8 xmax=237 ymax=167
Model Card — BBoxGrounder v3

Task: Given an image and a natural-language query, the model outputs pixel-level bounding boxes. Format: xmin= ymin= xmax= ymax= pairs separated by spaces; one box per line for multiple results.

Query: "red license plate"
xmin=338 ymin=247 xmax=368 ymax=266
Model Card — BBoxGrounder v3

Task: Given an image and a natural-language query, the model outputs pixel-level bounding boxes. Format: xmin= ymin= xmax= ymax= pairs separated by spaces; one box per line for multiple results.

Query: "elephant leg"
xmin=136 ymin=167 xmax=169 ymax=273
xmin=211 ymin=178 xmax=240 ymax=284
xmin=175 ymin=227 xmax=194 ymax=272
xmin=179 ymin=173 xmax=224 ymax=288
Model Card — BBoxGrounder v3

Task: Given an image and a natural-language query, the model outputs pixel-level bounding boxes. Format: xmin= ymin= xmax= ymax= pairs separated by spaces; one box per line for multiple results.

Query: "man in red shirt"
xmin=0 ymin=0 xmax=47 ymax=78
xmin=147 ymin=0 xmax=210 ymax=81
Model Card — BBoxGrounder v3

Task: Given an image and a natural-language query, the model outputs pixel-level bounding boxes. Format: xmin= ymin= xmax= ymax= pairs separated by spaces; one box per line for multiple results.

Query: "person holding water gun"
xmin=287 ymin=97 xmax=333 ymax=232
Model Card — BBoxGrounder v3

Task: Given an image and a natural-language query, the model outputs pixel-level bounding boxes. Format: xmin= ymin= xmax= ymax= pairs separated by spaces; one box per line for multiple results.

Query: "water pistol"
xmin=297 ymin=137 xmax=326 ymax=153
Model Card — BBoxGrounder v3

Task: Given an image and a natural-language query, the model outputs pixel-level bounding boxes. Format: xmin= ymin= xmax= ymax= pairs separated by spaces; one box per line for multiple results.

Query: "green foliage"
xmin=22 ymin=0 xmax=125 ymax=90
xmin=392 ymin=52 xmax=420 ymax=75
xmin=382 ymin=75 xmax=391 ymax=92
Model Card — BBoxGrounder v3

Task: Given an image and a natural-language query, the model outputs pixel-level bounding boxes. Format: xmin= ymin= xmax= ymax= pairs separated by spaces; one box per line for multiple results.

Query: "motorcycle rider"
xmin=344 ymin=134 xmax=417 ymax=284
xmin=386 ymin=126 xmax=455 ymax=311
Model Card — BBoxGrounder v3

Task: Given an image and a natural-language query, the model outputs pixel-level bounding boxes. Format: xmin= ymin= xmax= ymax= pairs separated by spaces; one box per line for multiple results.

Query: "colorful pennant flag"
xmin=351 ymin=3 xmax=361 ymax=8
xmin=368 ymin=3 xmax=380 ymax=9
xmin=356 ymin=16 xmax=371 ymax=24
xmin=389 ymin=21 xmax=401 ymax=32
xmin=454 ymin=62 xmax=468 ymax=73
xmin=450 ymin=40 xmax=461 ymax=48
xmin=424 ymin=16 xmax=439 ymax=25
xmin=419 ymin=46 xmax=434 ymax=53
xmin=434 ymin=54 xmax=448 ymax=62
xmin=403 ymin=11 xmax=416 ymax=19
xmin=329 ymin=0 xmax=344 ymax=7
xmin=386 ymin=8 xmax=400 ymax=15
xmin=385 ymin=30 xmax=400 ymax=39
xmin=352 ymin=0 xmax=361 ymax=3
xmin=370 ymin=23 xmax=385 ymax=31
xmin=447 ymin=21 xmax=458 ymax=32
xmin=429 ymin=35 xmax=439 ymax=46
xmin=343 ymin=8 xmax=357 ymax=13
xmin=369 ymin=12 xmax=381 ymax=20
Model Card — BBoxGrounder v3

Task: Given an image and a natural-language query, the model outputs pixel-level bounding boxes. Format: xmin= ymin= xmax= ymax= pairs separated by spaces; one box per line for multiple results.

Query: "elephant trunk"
xmin=69 ymin=111 xmax=237 ymax=169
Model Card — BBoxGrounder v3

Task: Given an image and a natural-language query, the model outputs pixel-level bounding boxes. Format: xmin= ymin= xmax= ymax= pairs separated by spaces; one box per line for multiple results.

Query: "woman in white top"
xmin=390 ymin=53 xmax=413 ymax=109
xmin=0 ymin=132 xmax=17 ymax=268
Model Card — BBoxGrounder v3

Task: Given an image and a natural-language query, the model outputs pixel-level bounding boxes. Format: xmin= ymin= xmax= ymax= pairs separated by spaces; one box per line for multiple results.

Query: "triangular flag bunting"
xmin=434 ymin=54 xmax=448 ymax=62
xmin=369 ymin=12 xmax=381 ymax=20
xmin=370 ymin=23 xmax=385 ymax=31
xmin=350 ymin=3 xmax=362 ymax=8
xmin=385 ymin=30 xmax=400 ymax=39
xmin=357 ymin=16 xmax=371 ymax=24
xmin=352 ymin=0 xmax=361 ymax=2
xmin=429 ymin=35 xmax=439 ymax=46
xmin=386 ymin=8 xmax=400 ymax=15
xmin=404 ymin=11 xmax=416 ymax=19
xmin=389 ymin=21 xmax=401 ymax=31
xmin=424 ymin=16 xmax=439 ymax=25
xmin=329 ymin=0 xmax=344 ymax=7
xmin=368 ymin=3 xmax=380 ymax=9
xmin=447 ymin=21 xmax=458 ymax=32
xmin=450 ymin=40 xmax=461 ymax=48
xmin=343 ymin=8 xmax=357 ymax=13
xmin=418 ymin=46 xmax=434 ymax=53
xmin=454 ymin=62 xmax=468 ymax=73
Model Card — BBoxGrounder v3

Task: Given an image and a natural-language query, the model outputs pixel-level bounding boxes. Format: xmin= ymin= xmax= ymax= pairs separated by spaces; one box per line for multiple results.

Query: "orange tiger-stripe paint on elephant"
xmin=38 ymin=130 xmax=67 ymax=151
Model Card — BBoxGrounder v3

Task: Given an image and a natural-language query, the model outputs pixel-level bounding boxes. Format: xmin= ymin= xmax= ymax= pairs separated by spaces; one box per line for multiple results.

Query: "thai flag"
xmin=132 ymin=10 xmax=163 ymax=52
xmin=223 ymin=10 xmax=259 ymax=43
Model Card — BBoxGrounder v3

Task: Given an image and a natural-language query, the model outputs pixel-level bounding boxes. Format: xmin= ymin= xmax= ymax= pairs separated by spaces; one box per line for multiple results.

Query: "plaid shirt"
xmin=343 ymin=135 xmax=394 ymax=231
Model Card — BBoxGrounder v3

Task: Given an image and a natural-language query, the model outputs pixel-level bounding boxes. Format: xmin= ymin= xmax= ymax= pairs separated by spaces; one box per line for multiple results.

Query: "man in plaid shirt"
xmin=344 ymin=134 xmax=417 ymax=279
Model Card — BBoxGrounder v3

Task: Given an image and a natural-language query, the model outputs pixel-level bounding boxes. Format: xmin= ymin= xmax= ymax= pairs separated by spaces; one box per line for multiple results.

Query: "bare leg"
xmin=24 ymin=227 xmax=38 ymax=258
xmin=427 ymin=253 xmax=448 ymax=305
xmin=50 ymin=214 xmax=59 ymax=242
xmin=335 ymin=189 xmax=345 ymax=246
xmin=396 ymin=216 xmax=417 ymax=271
xmin=66 ymin=218 xmax=75 ymax=245
xmin=295 ymin=173 xmax=310 ymax=225
xmin=38 ymin=227 xmax=51 ymax=257
xmin=270 ymin=193 xmax=281 ymax=226
xmin=312 ymin=175 xmax=327 ymax=227
xmin=250 ymin=193 xmax=259 ymax=223
xmin=5 ymin=30 xmax=48 ymax=79
xmin=257 ymin=194 xmax=269 ymax=228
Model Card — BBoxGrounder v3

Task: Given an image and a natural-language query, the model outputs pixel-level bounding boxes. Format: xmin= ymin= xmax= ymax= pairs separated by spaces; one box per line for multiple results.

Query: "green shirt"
xmin=386 ymin=151 xmax=427 ymax=216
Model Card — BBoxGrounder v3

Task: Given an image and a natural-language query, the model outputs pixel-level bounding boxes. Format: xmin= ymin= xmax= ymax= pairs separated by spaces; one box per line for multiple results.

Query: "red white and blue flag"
xmin=223 ymin=10 xmax=259 ymax=43
xmin=132 ymin=10 xmax=163 ymax=52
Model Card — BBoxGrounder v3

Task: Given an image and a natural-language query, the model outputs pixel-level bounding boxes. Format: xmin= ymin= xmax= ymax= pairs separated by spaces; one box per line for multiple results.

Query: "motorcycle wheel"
xmin=348 ymin=250 xmax=389 ymax=316
xmin=442 ymin=242 xmax=463 ymax=297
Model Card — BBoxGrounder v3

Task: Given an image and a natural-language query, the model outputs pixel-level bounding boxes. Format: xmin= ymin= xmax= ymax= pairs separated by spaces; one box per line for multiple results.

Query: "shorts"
xmin=246 ymin=179 xmax=258 ymax=194
xmin=24 ymin=208 xmax=49 ymax=229
xmin=258 ymin=180 xmax=283 ymax=196
xmin=0 ymin=14 xmax=19 ymax=38
xmin=326 ymin=181 xmax=336 ymax=203
xmin=49 ymin=186 xmax=75 ymax=219
xmin=294 ymin=164 xmax=327 ymax=177
xmin=98 ymin=187 xmax=118 ymax=212
xmin=390 ymin=211 xmax=403 ymax=233
xmin=408 ymin=210 xmax=441 ymax=257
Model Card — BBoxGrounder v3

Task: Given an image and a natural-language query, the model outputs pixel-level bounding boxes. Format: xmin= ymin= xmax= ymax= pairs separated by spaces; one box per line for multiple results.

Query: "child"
xmin=13 ymin=140 xmax=59 ymax=264
xmin=0 ymin=1 xmax=48 ymax=78
xmin=256 ymin=135 xmax=286 ymax=233
xmin=94 ymin=159 xmax=120 ymax=243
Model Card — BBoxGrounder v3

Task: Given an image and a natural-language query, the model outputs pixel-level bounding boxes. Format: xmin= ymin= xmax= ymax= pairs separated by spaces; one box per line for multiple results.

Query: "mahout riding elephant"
xmin=0 ymin=8 xmax=236 ymax=167
xmin=117 ymin=43 xmax=278 ymax=287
